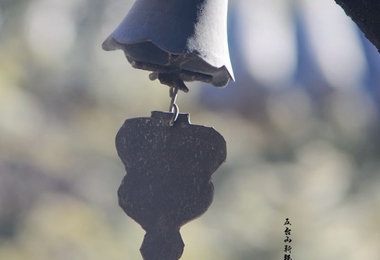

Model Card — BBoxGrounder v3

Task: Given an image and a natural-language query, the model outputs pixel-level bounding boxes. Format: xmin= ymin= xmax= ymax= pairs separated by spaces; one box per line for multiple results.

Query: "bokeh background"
xmin=1 ymin=0 xmax=380 ymax=259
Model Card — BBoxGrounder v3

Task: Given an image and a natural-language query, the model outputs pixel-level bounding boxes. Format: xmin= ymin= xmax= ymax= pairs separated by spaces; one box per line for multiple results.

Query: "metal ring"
xmin=169 ymin=103 xmax=179 ymax=126
xmin=169 ymin=86 xmax=178 ymax=110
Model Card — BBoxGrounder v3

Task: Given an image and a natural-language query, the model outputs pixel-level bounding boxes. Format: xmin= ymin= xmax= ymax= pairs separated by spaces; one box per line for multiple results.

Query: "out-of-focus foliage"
xmin=1 ymin=0 xmax=380 ymax=259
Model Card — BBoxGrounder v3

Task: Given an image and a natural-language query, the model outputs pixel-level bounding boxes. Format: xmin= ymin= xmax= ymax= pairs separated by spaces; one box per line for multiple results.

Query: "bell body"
xmin=103 ymin=0 xmax=234 ymax=87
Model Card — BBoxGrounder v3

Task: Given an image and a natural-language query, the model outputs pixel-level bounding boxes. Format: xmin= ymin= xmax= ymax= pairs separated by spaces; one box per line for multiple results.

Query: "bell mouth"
xmin=102 ymin=36 xmax=233 ymax=87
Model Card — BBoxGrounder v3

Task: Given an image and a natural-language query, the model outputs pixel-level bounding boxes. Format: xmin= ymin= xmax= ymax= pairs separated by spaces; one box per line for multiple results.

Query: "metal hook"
xmin=169 ymin=85 xmax=179 ymax=126
xmin=169 ymin=103 xmax=179 ymax=126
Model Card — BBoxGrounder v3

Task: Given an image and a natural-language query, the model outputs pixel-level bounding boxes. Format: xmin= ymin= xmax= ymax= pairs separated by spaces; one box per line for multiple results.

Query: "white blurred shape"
xmin=237 ymin=0 xmax=296 ymax=88
xmin=267 ymin=89 xmax=313 ymax=140
xmin=25 ymin=0 xmax=77 ymax=61
xmin=0 ymin=75 xmax=44 ymax=137
xmin=296 ymin=141 xmax=353 ymax=211
xmin=300 ymin=0 xmax=366 ymax=89
xmin=328 ymin=90 xmax=376 ymax=139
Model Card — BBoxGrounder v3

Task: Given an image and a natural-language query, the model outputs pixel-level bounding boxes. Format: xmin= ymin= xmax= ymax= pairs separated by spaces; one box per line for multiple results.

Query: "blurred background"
xmin=1 ymin=0 xmax=380 ymax=259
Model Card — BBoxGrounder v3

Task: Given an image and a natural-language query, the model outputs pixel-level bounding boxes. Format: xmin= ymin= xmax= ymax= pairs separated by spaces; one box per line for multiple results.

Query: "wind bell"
xmin=103 ymin=0 xmax=233 ymax=259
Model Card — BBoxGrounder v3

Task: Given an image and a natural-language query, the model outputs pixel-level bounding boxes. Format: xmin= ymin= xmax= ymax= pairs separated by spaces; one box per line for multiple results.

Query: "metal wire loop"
xmin=169 ymin=103 xmax=179 ymax=126
xmin=169 ymin=86 xmax=179 ymax=126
